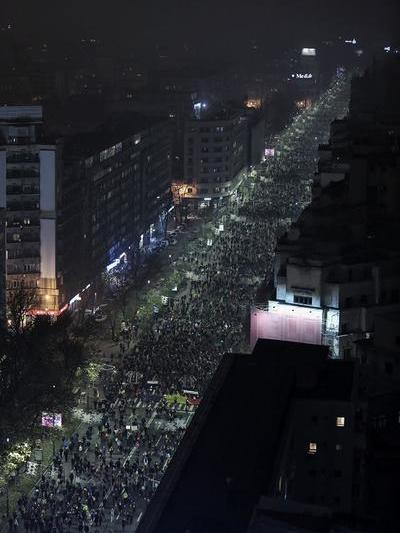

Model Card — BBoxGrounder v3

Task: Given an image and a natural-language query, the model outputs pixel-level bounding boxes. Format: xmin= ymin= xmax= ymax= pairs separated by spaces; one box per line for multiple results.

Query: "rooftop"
xmin=137 ymin=340 xmax=353 ymax=533
xmin=63 ymin=112 xmax=167 ymax=160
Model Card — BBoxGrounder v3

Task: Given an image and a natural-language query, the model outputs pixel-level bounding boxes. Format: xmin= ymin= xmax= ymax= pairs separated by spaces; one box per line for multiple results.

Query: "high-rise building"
xmin=181 ymin=107 xmax=250 ymax=209
xmin=0 ymin=106 xmax=59 ymax=315
xmin=60 ymin=114 xmax=172 ymax=307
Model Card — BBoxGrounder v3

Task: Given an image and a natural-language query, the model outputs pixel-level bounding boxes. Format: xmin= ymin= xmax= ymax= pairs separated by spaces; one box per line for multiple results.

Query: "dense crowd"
xmin=6 ymin=76 xmax=350 ymax=532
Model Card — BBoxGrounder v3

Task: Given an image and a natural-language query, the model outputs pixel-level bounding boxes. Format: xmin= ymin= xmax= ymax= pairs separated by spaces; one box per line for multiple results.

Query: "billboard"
xmin=41 ymin=412 xmax=62 ymax=428
xmin=301 ymin=48 xmax=316 ymax=56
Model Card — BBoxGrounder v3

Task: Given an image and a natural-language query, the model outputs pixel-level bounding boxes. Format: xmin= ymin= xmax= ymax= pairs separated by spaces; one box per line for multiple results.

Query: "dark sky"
xmin=1 ymin=0 xmax=398 ymax=58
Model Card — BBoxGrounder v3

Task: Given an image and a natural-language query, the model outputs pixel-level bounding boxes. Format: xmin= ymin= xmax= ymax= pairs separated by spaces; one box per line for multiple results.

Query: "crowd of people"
xmin=6 ymin=76 xmax=350 ymax=531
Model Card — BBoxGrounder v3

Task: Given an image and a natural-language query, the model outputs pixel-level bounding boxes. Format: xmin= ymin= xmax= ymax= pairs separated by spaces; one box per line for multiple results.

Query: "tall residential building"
xmin=60 ymin=115 xmax=172 ymax=306
xmin=181 ymin=107 xmax=249 ymax=208
xmin=0 ymin=106 xmax=59 ymax=315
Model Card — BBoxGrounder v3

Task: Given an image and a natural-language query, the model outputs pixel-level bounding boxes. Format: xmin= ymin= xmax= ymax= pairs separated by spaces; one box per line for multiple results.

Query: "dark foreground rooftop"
xmin=137 ymin=340 xmax=356 ymax=533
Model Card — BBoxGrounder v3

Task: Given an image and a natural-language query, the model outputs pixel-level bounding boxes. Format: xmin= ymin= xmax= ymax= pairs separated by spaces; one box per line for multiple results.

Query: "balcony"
xmin=7 ymin=218 xmax=40 ymax=228
xmin=7 ymin=250 xmax=40 ymax=260
xmin=6 ymin=186 xmax=40 ymax=195
xmin=6 ymin=154 xmax=39 ymax=164
xmin=7 ymin=169 xmax=39 ymax=178
xmin=7 ymin=265 xmax=40 ymax=275
xmin=7 ymin=234 xmax=40 ymax=244
xmin=7 ymin=202 xmax=39 ymax=211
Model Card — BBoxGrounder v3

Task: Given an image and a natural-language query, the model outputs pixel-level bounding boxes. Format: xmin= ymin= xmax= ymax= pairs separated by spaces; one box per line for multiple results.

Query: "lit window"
xmin=308 ymin=442 xmax=317 ymax=455
xmin=336 ymin=417 xmax=345 ymax=427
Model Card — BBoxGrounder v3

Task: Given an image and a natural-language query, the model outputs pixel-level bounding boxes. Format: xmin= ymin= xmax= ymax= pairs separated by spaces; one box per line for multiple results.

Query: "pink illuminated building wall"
xmin=250 ymin=306 xmax=322 ymax=349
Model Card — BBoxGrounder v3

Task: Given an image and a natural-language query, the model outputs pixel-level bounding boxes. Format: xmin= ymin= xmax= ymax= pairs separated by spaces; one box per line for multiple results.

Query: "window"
xmin=294 ymin=295 xmax=312 ymax=305
xmin=335 ymin=444 xmax=343 ymax=451
xmin=308 ymin=442 xmax=317 ymax=455
xmin=201 ymin=137 xmax=209 ymax=143
xmin=336 ymin=417 xmax=345 ymax=427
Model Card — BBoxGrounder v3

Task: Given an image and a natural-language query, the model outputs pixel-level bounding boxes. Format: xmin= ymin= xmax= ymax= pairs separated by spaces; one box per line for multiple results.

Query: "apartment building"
xmin=182 ymin=107 xmax=249 ymax=208
xmin=60 ymin=114 xmax=172 ymax=306
xmin=0 ymin=105 xmax=59 ymax=315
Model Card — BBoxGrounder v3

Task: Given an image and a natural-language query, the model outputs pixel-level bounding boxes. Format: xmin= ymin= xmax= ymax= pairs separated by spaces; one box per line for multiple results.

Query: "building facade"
xmin=251 ymin=63 xmax=400 ymax=358
xmin=0 ymin=106 xmax=59 ymax=315
xmin=181 ymin=108 xmax=249 ymax=208
xmin=60 ymin=115 xmax=172 ymax=307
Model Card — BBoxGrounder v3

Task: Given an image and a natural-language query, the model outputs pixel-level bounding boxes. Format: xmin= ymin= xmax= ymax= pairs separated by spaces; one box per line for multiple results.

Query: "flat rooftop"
xmin=63 ymin=112 xmax=167 ymax=160
xmin=137 ymin=340 xmax=354 ymax=533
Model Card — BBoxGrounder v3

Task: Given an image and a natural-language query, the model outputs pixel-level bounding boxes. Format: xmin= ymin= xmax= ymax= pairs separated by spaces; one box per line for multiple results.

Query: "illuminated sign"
xmin=41 ymin=413 xmax=62 ymax=428
xmin=344 ymin=38 xmax=357 ymax=45
xmin=301 ymin=48 xmax=316 ymax=56
xmin=291 ymin=73 xmax=313 ymax=79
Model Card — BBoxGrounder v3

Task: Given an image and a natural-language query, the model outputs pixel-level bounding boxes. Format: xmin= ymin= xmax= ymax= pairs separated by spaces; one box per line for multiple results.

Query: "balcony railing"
xmin=7 ymin=234 xmax=40 ymax=244
xmin=6 ymin=154 xmax=39 ymax=163
xmin=8 ymin=219 xmax=40 ymax=227
xmin=7 ymin=251 xmax=40 ymax=259
xmin=7 ymin=170 xmax=39 ymax=178
xmin=7 ymin=187 xmax=40 ymax=195
xmin=7 ymin=202 xmax=39 ymax=211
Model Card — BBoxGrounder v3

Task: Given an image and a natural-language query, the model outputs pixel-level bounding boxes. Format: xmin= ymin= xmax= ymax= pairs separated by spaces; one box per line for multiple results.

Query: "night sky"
xmin=1 ymin=0 xmax=398 ymax=58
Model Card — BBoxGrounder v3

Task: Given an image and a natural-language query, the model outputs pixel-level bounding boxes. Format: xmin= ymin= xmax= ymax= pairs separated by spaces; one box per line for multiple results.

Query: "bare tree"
xmin=7 ymin=281 xmax=39 ymax=336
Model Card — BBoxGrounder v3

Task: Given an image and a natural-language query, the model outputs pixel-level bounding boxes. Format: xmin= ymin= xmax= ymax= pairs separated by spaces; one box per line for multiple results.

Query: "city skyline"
xmin=1 ymin=0 xmax=398 ymax=60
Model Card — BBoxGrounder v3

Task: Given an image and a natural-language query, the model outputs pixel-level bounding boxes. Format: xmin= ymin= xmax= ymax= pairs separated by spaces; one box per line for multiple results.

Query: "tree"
xmin=0 ymin=312 xmax=87 ymax=455
xmin=7 ymin=282 xmax=39 ymax=336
